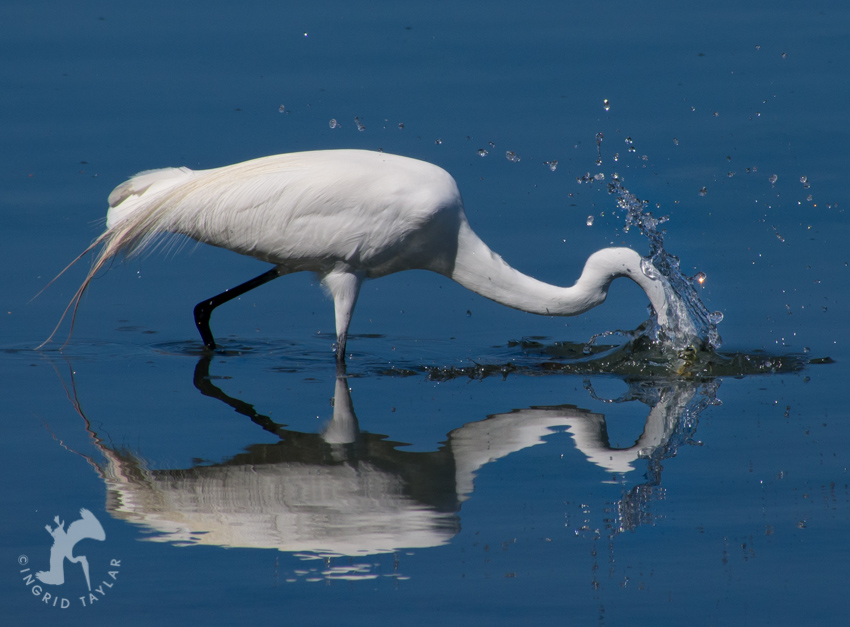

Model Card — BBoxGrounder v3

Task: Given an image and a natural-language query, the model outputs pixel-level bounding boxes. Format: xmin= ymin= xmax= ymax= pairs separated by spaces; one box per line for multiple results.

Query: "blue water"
xmin=2 ymin=0 xmax=848 ymax=624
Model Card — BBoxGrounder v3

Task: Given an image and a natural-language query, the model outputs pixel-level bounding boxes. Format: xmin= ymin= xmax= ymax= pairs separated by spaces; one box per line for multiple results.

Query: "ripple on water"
xmin=420 ymin=339 xmax=819 ymax=381
xmin=16 ymin=332 xmax=826 ymax=382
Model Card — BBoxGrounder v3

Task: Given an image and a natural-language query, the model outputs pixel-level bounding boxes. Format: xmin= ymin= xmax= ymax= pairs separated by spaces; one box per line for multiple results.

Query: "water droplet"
xmin=769 ymin=174 xmax=778 ymax=185
xmin=586 ymin=215 xmax=595 ymax=226
xmin=640 ymin=257 xmax=659 ymax=279
xmin=355 ymin=117 xmax=366 ymax=132
xmin=545 ymin=160 xmax=558 ymax=172
xmin=398 ymin=122 xmax=404 ymax=129
xmin=435 ymin=138 xmax=442 ymax=145
xmin=278 ymin=104 xmax=286 ymax=113
xmin=693 ymin=271 xmax=707 ymax=284
xmin=489 ymin=141 xmax=495 ymax=148
xmin=329 ymin=118 xmax=339 ymax=129
xmin=727 ymin=171 xmax=735 ymax=178
xmin=713 ymin=111 xmax=719 ymax=117
xmin=477 ymin=148 xmax=488 ymax=157
xmin=708 ymin=311 xmax=724 ymax=325
xmin=593 ymin=173 xmax=605 ymax=181
xmin=673 ymin=138 xmax=679 ymax=145
xmin=806 ymin=194 xmax=813 ymax=202
xmin=505 ymin=151 xmax=520 ymax=162
xmin=698 ymin=187 xmax=707 ymax=197
xmin=603 ymin=99 xmax=610 ymax=111
xmin=592 ymin=133 xmax=604 ymax=165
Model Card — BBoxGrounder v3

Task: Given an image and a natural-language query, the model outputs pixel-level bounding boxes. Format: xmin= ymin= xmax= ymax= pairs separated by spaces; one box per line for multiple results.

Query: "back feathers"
xmin=106 ymin=167 xmax=193 ymax=228
xmin=36 ymin=167 xmax=196 ymax=349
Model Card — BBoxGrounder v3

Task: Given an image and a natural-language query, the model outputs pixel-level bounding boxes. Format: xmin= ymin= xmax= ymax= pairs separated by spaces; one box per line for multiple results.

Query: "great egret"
xmin=42 ymin=149 xmax=669 ymax=361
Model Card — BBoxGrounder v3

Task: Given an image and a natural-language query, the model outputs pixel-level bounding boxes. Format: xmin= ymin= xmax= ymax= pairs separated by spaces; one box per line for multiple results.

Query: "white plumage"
xmin=42 ymin=149 xmax=669 ymax=360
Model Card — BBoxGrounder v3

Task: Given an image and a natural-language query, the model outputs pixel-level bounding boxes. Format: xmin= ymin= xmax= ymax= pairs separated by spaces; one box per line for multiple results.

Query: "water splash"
xmin=606 ymin=174 xmax=723 ymax=353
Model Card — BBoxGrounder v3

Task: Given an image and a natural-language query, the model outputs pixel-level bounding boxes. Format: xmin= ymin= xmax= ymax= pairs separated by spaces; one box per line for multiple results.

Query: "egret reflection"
xmin=60 ymin=358 xmax=716 ymax=558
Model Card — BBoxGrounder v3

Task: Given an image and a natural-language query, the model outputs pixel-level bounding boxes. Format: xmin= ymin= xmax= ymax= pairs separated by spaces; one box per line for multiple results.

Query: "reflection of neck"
xmin=449 ymin=406 xmax=601 ymax=500
xmin=567 ymin=383 xmax=698 ymax=474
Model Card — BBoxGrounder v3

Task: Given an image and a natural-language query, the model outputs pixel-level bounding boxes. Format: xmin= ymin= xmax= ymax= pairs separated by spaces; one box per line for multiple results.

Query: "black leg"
xmin=193 ymin=267 xmax=281 ymax=350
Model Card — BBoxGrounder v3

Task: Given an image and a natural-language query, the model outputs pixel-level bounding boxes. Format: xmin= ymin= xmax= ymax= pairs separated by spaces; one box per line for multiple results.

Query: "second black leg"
xmin=194 ymin=267 xmax=281 ymax=350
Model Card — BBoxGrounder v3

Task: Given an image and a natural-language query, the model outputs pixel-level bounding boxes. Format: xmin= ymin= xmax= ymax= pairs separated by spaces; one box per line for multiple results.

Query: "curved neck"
xmin=447 ymin=220 xmax=665 ymax=320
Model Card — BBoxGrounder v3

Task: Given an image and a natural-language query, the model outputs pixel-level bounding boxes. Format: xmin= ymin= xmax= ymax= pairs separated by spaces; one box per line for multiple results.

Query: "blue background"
xmin=2 ymin=1 xmax=848 ymax=625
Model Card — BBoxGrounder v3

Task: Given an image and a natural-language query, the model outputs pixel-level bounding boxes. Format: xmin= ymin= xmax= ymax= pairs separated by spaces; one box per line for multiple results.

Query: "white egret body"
xmin=46 ymin=149 xmax=669 ymax=360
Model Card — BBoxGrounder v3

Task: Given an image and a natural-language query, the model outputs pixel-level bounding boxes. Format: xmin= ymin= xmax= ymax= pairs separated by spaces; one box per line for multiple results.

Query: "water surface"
xmin=2 ymin=1 xmax=848 ymax=625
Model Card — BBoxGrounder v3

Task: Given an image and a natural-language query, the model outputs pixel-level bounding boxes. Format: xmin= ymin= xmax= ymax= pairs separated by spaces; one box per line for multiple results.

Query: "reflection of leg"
xmin=76 ymin=556 xmax=91 ymax=591
xmin=192 ymin=356 xmax=285 ymax=438
xmin=321 ymin=374 xmax=360 ymax=445
xmin=193 ymin=267 xmax=281 ymax=350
